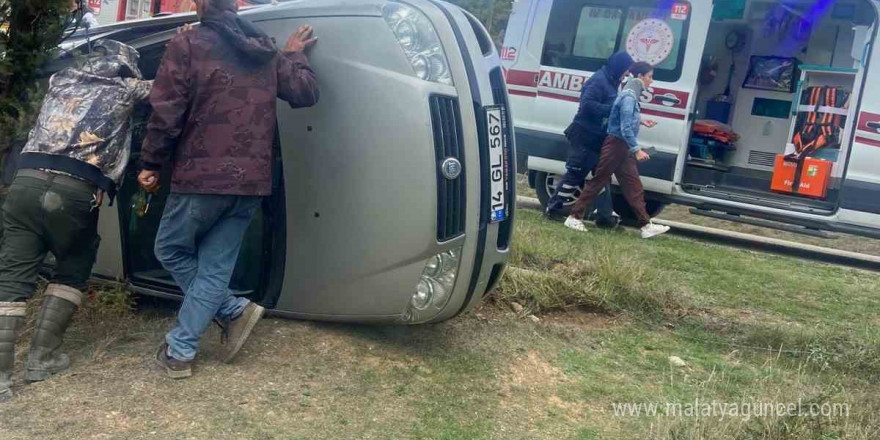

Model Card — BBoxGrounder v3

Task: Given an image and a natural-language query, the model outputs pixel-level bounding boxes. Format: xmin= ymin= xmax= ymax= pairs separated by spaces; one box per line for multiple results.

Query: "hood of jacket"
xmin=200 ymin=0 xmax=277 ymax=65
xmin=606 ymin=51 xmax=635 ymax=83
xmin=84 ymin=39 xmax=143 ymax=80
xmin=623 ymin=76 xmax=646 ymax=97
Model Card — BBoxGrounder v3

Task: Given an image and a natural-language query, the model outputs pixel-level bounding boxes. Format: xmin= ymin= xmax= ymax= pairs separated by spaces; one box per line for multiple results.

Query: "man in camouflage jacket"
xmin=138 ymin=0 xmax=318 ymax=378
xmin=0 ymin=40 xmax=152 ymax=401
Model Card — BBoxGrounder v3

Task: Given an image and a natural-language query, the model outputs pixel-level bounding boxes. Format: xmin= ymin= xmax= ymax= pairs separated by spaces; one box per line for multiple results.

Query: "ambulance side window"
xmin=572 ymin=7 xmax=623 ymax=60
xmin=541 ymin=1 xmax=690 ymax=82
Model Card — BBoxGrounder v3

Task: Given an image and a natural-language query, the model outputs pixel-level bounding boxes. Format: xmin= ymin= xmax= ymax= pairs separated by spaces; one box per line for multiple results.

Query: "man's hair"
xmin=630 ymin=61 xmax=654 ymax=77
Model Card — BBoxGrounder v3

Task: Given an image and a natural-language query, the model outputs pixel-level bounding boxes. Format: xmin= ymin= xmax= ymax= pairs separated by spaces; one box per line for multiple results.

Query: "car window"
xmin=542 ymin=1 xmax=691 ymax=82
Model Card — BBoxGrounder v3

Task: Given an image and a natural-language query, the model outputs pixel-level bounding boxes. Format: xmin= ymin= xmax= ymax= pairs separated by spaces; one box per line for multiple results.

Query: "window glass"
xmin=622 ymin=7 xmax=686 ymax=72
xmin=542 ymin=1 xmax=690 ymax=82
xmin=572 ymin=7 xmax=623 ymax=59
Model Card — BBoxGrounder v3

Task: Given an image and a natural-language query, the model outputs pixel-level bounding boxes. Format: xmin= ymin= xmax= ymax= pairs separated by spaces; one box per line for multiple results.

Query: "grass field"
xmin=516 ymin=173 xmax=880 ymax=256
xmin=1 ymin=209 xmax=879 ymax=439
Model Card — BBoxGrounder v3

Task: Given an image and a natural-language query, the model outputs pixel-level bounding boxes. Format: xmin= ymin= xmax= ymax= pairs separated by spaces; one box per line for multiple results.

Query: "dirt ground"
xmin=0 ymin=299 xmax=584 ymax=440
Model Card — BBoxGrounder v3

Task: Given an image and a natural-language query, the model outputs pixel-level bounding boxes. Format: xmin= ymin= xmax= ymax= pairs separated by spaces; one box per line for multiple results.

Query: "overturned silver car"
xmin=52 ymin=0 xmax=514 ymax=324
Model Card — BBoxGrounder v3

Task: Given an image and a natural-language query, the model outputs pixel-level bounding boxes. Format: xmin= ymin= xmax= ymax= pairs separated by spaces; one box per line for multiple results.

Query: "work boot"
xmin=0 ymin=302 xmax=27 ymax=402
xmin=219 ymin=301 xmax=265 ymax=364
xmin=24 ymin=284 xmax=83 ymax=383
xmin=156 ymin=343 xmax=192 ymax=379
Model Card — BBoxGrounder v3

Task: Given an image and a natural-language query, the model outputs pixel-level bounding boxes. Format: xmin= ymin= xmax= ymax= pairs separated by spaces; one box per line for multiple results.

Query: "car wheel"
xmin=534 ymin=171 xmax=582 ymax=216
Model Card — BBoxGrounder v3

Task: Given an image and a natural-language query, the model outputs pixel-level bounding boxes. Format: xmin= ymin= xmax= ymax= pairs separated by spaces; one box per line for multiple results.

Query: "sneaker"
xmin=564 ymin=216 xmax=589 ymax=232
xmin=219 ymin=302 xmax=266 ymax=364
xmin=640 ymin=221 xmax=670 ymax=239
xmin=156 ymin=343 xmax=192 ymax=379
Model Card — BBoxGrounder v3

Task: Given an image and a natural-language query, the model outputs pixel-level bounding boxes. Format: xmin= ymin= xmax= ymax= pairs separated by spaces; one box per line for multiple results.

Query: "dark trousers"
xmin=0 ymin=171 xmax=100 ymax=302
xmin=571 ymin=136 xmax=651 ymax=227
xmin=546 ymin=128 xmax=613 ymax=220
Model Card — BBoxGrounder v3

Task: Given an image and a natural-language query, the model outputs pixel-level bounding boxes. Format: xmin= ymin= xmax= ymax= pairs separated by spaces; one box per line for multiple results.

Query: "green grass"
xmin=4 ymin=209 xmax=880 ymax=439
xmin=494 ymin=209 xmax=880 ymax=438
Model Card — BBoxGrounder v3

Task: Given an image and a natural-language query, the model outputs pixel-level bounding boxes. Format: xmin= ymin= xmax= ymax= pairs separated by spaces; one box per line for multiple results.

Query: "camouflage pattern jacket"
xmin=141 ymin=9 xmax=319 ymax=196
xmin=19 ymin=40 xmax=152 ymax=200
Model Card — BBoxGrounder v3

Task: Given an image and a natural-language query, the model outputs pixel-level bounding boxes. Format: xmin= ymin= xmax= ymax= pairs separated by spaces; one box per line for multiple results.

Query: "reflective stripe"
xmin=0 ymin=302 xmax=27 ymax=317
xmin=45 ymin=284 xmax=84 ymax=308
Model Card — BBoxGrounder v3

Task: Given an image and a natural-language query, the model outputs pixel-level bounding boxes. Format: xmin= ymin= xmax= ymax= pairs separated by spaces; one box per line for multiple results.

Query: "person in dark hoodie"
xmin=137 ymin=0 xmax=319 ymax=378
xmin=545 ymin=51 xmax=634 ymax=228
xmin=0 ymin=40 xmax=152 ymax=401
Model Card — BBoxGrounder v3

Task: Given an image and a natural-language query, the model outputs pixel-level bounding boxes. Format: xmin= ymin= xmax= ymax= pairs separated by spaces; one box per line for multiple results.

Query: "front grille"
xmin=490 ymin=67 xmax=515 ymax=249
xmin=430 ymin=95 xmax=466 ymax=242
xmin=748 ymin=150 xmax=777 ymax=168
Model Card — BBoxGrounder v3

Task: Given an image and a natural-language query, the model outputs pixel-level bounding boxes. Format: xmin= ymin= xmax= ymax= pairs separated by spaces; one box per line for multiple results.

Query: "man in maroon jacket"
xmin=138 ymin=0 xmax=318 ymax=378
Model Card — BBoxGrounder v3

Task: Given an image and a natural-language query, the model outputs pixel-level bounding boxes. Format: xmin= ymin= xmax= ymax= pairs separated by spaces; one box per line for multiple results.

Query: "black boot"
xmin=0 ymin=302 xmax=26 ymax=402
xmin=24 ymin=285 xmax=83 ymax=383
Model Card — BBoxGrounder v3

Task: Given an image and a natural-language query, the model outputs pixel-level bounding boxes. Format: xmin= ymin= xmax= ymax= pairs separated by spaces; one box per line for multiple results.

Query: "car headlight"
xmin=403 ymin=247 xmax=462 ymax=322
xmin=383 ymin=2 xmax=453 ymax=85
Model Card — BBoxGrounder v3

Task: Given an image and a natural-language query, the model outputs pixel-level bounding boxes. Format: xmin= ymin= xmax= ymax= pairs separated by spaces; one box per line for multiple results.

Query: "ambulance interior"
xmin=684 ymin=0 xmax=875 ymax=213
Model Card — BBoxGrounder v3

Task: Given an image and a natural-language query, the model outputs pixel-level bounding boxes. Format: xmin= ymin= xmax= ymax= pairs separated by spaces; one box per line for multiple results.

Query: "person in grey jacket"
xmin=0 ymin=40 xmax=152 ymax=402
xmin=565 ymin=62 xmax=670 ymax=239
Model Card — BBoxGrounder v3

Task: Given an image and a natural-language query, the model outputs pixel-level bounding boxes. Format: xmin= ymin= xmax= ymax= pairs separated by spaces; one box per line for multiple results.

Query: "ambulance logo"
xmin=626 ymin=19 xmax=675 ymax=66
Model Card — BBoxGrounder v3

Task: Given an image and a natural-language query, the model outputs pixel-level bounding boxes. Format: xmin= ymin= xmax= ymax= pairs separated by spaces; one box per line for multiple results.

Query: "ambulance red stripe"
xmin=855 ymin=136 xmax=880 ymax=148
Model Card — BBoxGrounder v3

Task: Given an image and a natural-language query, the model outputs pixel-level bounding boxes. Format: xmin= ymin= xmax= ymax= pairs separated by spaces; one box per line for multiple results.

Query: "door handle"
xmin=866 ymin=121 xmax=880 ymax=131
xmin=654 ymin=94 xmax=682 ymax=106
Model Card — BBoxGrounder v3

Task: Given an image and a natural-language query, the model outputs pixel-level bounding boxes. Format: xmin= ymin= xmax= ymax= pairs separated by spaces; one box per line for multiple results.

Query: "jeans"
xmin=571 ymin=136 xmax=651 ymax=227
xmin=546 ymin=128 xmax=613 ymax=221
xmin=0 ymin=172 xmax=100 ymax=302
xmin=156 ymin=193 xmax=261 ymax=361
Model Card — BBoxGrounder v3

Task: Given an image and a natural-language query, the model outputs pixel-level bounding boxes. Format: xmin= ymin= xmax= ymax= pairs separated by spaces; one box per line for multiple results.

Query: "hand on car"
xmin=138 ymin=170 xmax=160 ymax=193
xmin=284 ymin=25 xmax=317 ymax=54
xmin=641 ymin=119 xmax=658 ymax=128
xmin=635 ymin=150 xmax=650 ymax=162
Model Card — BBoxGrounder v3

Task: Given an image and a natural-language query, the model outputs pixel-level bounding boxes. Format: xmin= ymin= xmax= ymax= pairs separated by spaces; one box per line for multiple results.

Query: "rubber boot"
xmin=24 ymin=285 xmax=83 ymax=383
xmin=0 ymin=302 xmax=26 ymax=402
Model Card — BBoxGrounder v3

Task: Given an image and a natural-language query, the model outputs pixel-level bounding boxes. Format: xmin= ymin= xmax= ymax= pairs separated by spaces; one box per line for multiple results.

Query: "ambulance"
xmin=505 ymin=0 xmax=880 ymax=237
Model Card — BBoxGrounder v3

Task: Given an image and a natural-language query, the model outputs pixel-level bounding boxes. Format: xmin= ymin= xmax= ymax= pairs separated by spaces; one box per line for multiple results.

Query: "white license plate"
xmin=486 ymin=106 xmax=508 ymax=223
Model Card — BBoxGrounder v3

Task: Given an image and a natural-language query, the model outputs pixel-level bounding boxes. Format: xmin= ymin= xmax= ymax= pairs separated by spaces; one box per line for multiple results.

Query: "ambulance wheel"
xmin=535 ymin=172 xmax=581 ymax=216
xmin=611 ymin=194 xmax=666 ymax=225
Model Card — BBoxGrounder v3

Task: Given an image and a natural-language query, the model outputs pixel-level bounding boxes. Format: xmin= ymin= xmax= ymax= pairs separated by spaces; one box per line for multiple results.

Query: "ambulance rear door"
xmin=838 ymin=16 xmax=880 ymax=232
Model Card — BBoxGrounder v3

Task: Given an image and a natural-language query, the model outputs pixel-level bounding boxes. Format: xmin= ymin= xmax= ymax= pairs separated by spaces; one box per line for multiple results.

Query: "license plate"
xmin=486 ymin=106 xmax=508 ymax=223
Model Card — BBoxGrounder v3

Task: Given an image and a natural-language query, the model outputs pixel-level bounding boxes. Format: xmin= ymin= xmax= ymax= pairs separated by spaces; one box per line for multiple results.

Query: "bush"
xmin=497 ymin=253 xmax=685 ymax=320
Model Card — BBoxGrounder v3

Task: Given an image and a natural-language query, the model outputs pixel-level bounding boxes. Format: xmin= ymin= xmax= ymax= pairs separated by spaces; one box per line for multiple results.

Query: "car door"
xmin=839 ymin=18 xmax=880 ymax=231
xmin=97 ymin=36 xmax=286 ymax=305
